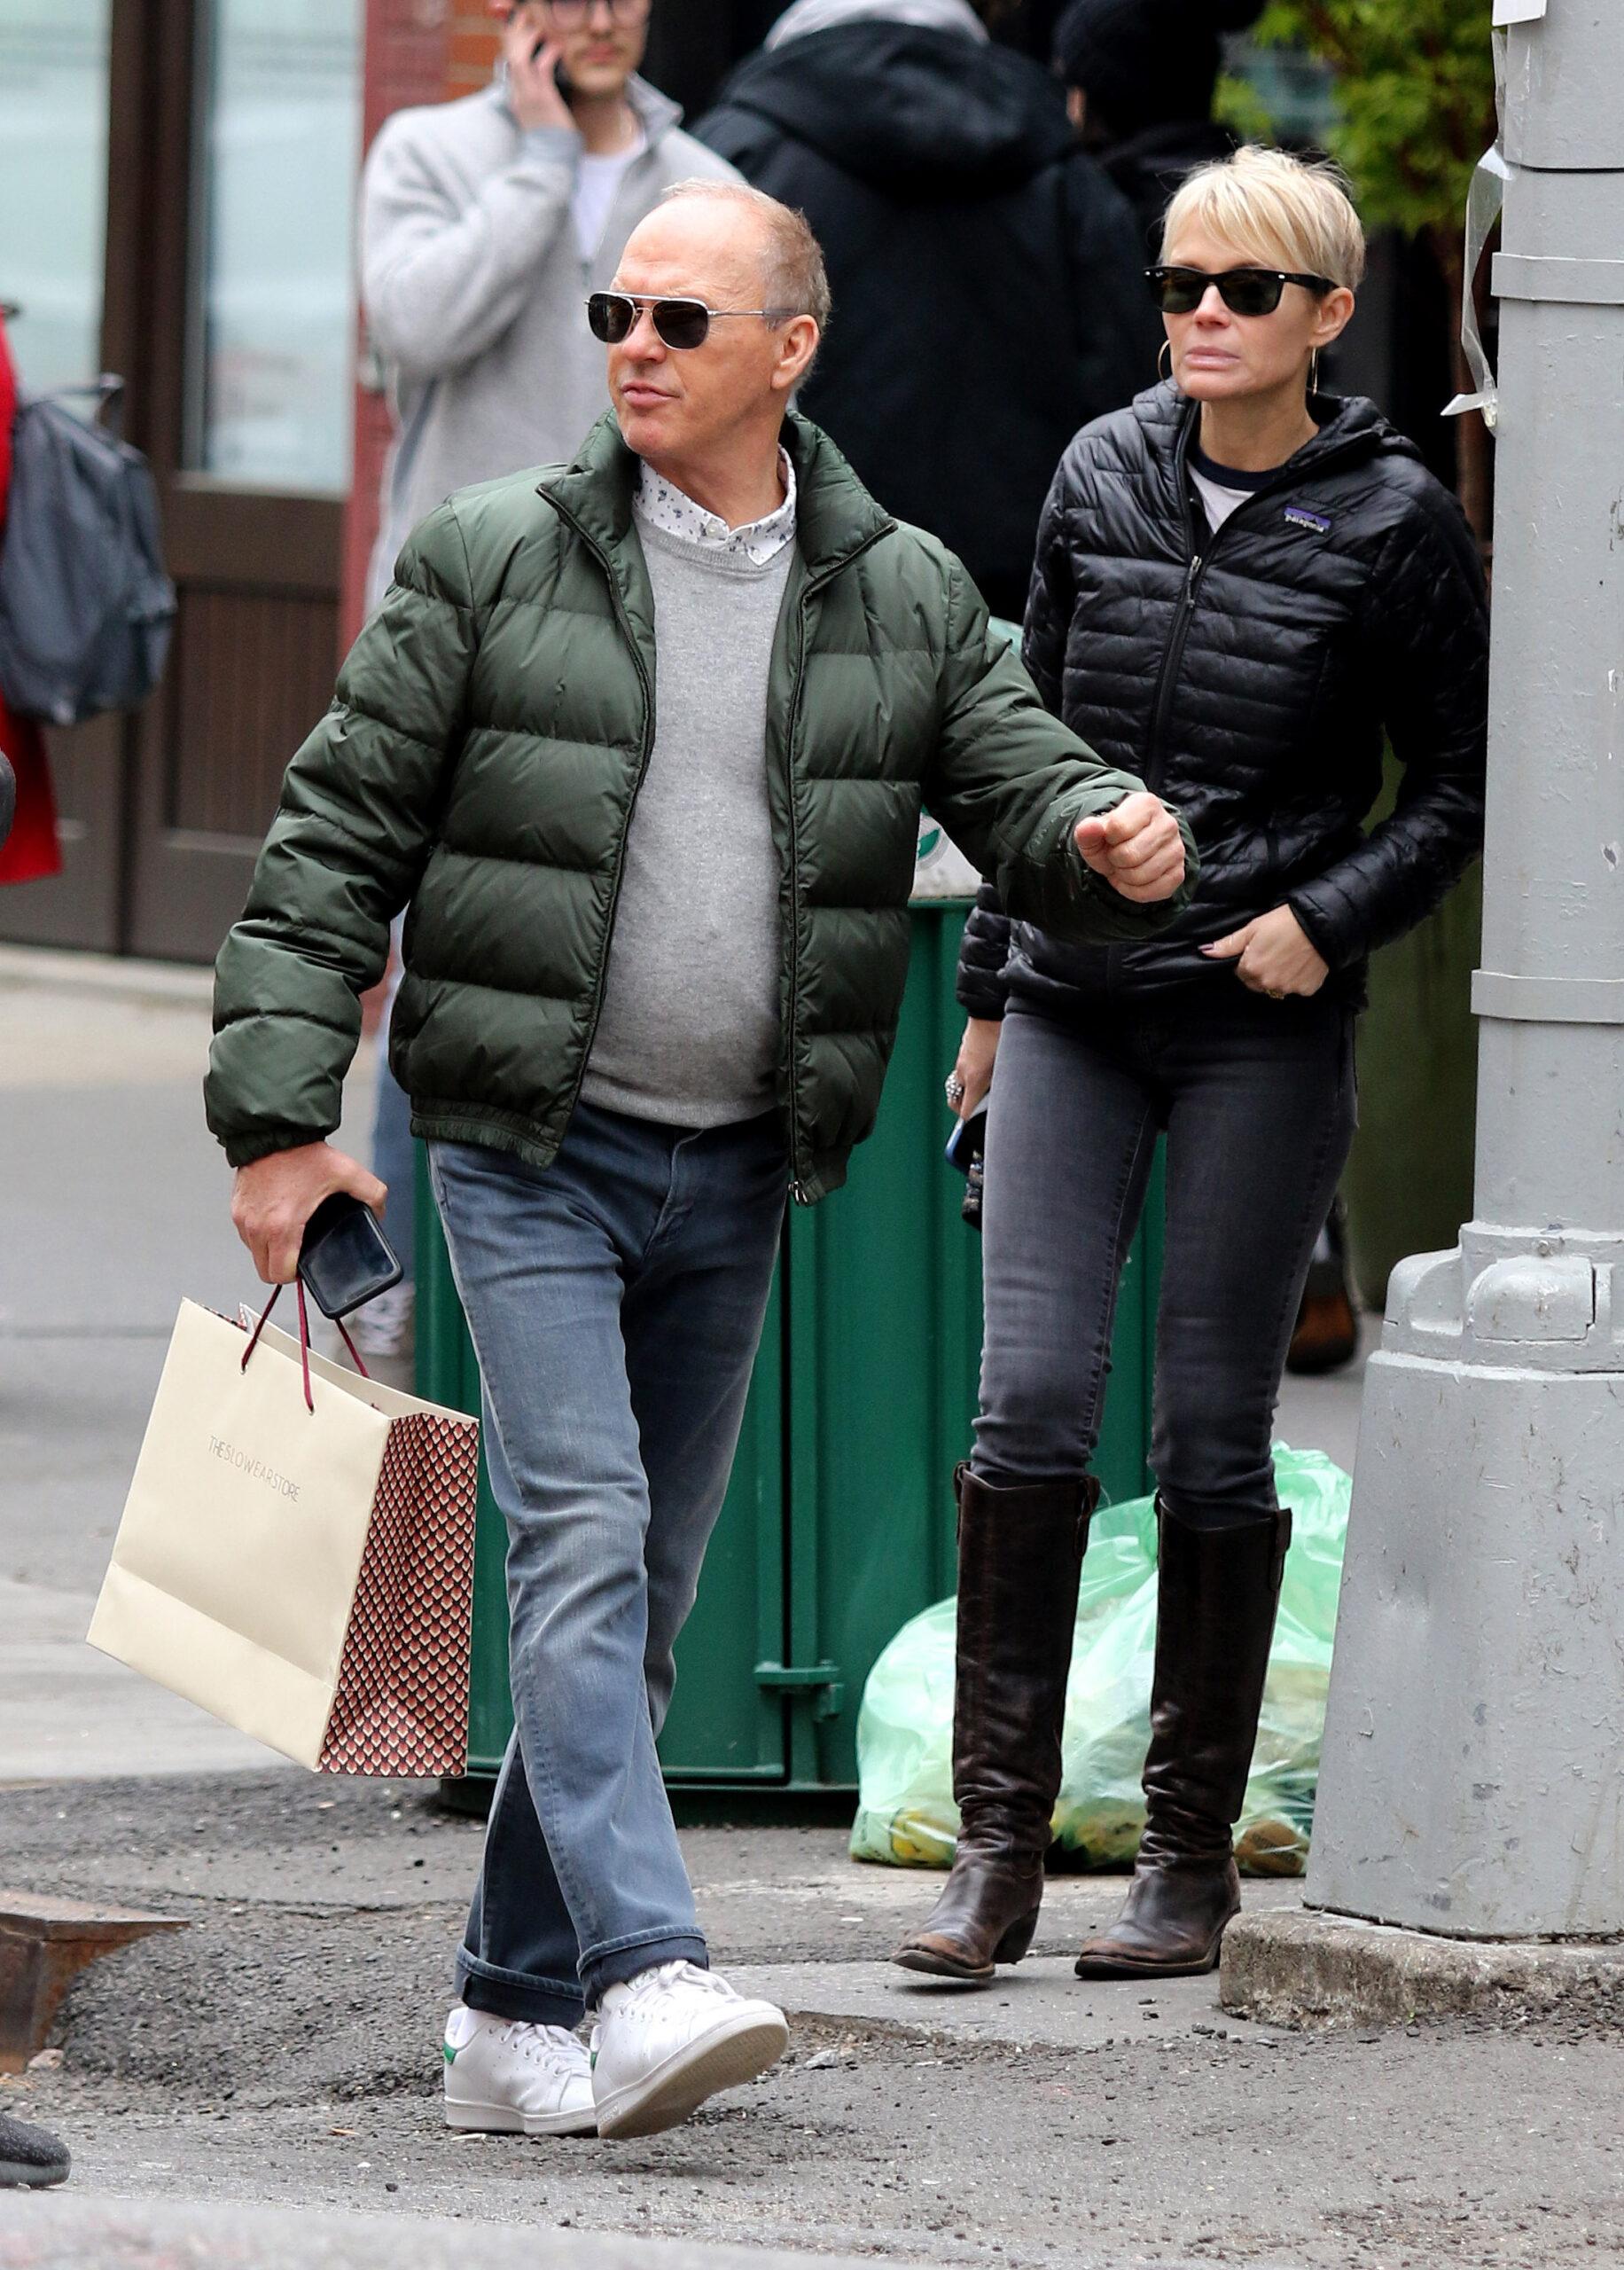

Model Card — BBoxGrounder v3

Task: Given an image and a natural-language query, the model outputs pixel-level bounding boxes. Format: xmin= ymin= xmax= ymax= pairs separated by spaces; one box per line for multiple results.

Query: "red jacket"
xmin=0 ymin=316 xmax=61 ymax=885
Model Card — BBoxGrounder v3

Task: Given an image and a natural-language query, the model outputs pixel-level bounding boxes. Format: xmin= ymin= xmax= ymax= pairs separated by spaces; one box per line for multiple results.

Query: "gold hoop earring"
xmin=1159 ymin=340 xmax=1173 ymax=382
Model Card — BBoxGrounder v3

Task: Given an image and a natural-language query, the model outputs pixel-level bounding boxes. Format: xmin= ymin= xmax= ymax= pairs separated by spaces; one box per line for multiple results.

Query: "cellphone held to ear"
xmin=532 ymin=33 xmax=577 ymax=104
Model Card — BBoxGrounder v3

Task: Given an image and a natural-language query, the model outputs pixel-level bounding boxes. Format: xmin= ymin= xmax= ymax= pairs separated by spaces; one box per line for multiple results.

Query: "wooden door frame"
xmin=122 ymin=0 xmax=346 ymax=964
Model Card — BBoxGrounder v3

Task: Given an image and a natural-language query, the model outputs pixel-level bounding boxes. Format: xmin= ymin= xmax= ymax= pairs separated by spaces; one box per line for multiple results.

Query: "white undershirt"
xmin=1189 ymin=466 xmax=1254 ymax=533
xmin=573 ymin=128 xmax=645 ymax=262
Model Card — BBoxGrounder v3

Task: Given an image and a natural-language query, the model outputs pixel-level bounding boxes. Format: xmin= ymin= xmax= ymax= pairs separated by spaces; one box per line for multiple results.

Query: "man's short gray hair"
xmin=660 ymin=180 xmax=833 ymax=333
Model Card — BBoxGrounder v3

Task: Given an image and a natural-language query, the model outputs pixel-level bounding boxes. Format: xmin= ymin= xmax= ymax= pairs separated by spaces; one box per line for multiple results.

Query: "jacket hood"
xmin=1105 ymin=118 xmax=1236 ymax=215
xmin=711 ymin=24 xmax=1074 ymax=198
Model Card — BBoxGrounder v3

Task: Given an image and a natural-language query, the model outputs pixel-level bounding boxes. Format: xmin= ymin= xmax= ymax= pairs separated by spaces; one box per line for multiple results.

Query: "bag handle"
xmin=240 ymin=1282 xmax=374 ymax=1414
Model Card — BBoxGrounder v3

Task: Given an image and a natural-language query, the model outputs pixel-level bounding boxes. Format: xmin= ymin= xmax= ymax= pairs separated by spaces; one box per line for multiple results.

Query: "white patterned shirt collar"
xmin=635 ymin=449 xmax=798 ymax=566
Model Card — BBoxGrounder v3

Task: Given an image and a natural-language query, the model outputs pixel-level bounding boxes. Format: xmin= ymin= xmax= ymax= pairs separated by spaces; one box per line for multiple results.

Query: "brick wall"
xmin=341 ymin=1 xmax=502 ymax=647
xmin=448 ymin=4 xmax=503 ymax=94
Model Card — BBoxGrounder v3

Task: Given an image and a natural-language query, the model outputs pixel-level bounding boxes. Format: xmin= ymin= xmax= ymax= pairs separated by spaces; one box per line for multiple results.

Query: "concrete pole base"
xmin=1220 ymin=1906 xmax=1624 ymax=2032
xmin=1304 ymin=1301 xmax=1623 ymax=1937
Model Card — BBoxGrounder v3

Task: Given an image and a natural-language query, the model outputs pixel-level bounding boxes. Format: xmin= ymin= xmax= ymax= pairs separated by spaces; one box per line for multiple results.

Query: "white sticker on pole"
xmin=1492 ymin=0 xmax=1545 ymax=23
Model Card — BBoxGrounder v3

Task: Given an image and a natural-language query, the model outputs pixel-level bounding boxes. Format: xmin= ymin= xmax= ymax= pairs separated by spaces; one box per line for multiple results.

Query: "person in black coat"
xmin=1052 ymin=0 xmax=1263 ymax=260
xmin=894 ymin=145 xmax=1488 ymax=1988
xmin=693 ymin=0 xmax=1159 ymax=620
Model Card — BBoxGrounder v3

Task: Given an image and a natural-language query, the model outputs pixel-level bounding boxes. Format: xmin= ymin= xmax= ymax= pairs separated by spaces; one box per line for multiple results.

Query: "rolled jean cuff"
xmin=457 ymin=1949 xmax=585 ymax=2031
xmin=583 ymin=1930 xmax=709 ymax=2009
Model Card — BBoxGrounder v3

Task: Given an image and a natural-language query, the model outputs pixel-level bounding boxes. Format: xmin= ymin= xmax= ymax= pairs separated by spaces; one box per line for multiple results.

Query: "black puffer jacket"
xmin=694 ymin=25 xmax=1158 ymax=622
xmin=958 ymin=380 xmax=1488 ymax=1018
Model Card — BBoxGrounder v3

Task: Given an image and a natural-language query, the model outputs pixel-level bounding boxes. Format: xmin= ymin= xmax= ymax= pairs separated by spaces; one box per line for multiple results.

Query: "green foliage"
xmin=1238 ymin=1 xmax=1498 ymax=237
xmin=1214 ymin=71 xmax=1278 ymax=147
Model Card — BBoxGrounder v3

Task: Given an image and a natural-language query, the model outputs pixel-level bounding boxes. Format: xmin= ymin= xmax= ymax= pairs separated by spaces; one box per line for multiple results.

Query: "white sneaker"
xmin=441 ymin=2002 xmax=596 ymax=2136
xmin=348 ymin=1280 xmax=415 ymax=1359
xmin=589 ymin=1961 xmax=788 ymax=2141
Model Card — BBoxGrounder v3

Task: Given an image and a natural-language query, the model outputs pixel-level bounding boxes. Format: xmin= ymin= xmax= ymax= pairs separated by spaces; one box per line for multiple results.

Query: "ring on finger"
xmin=945 ymin=1076 xmax=966 ymax=1105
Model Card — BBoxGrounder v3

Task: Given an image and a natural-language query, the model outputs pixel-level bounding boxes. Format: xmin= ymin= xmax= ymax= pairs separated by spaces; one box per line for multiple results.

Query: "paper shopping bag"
xmin=88 ymin=1296 xmax=479 ymax=1774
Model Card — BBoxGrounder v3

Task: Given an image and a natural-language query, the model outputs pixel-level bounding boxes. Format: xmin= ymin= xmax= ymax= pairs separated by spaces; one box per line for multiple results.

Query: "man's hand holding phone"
xmin=504 ymin=4 xmax=575 ymax=133
xmin=231 ymin=1142 xmax=386 ymax=1288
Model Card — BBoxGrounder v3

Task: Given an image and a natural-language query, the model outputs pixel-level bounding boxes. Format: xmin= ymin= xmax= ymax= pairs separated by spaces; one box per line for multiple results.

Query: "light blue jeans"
xmin=429 ymin=1102 xmax=786 ymax=2025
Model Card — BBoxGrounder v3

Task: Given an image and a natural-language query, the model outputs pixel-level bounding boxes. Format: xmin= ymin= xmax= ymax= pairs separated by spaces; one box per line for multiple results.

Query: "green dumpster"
xmin=418 ymin=902 xmax=1163 ymax=1795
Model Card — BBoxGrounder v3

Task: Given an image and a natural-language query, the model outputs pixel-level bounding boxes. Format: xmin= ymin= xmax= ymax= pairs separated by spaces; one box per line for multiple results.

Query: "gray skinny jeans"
xmin=973 ymin=989 xmax=1358 ymax=1526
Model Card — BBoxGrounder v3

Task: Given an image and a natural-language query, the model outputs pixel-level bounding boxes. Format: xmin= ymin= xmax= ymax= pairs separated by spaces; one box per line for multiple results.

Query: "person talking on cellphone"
xmin=351 ymin=0 xmax=739 ymax=1386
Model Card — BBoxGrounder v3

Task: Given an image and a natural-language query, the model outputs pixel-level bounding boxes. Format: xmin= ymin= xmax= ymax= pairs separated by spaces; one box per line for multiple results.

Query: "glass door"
xmin=126 ymin=0 xmax=364 ymax=960
xmin=185 ymin=0 xmax=362 ymax=493
xmin=0 ymin=0 xmax=112 ymax=395
xmin=0 ymin=0 xmax=120 ymax=949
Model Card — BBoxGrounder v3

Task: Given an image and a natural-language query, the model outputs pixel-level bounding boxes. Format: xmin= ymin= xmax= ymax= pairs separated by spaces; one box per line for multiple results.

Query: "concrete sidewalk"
xmin=0 ymin=953 xmax=379 ymax=1783
xmin=2 ymin=1772 xmax=1618 ymax=2268
xmin=0 ymin=948 xmax=1370 ymax=1788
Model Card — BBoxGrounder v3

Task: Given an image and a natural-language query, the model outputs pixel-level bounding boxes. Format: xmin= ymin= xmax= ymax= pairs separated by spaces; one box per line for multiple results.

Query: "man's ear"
xmin=772 ymin=317 xmax=821 ymax=395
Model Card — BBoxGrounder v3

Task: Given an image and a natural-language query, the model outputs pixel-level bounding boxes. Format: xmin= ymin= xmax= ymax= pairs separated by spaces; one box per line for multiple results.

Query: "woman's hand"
xmin=1202 ymin=906 xmax=1330 ymax=998
xmin=946 ymin=1017 xmax=1001 ymax=1120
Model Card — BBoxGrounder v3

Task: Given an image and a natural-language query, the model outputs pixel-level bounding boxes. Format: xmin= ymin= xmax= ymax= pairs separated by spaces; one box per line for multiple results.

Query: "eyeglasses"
xmin=586 ymin=292 xmax=796 ymax=352
xmin=543 ymin=0 xmax=651 ymax=25
xmin=1147 ymin=265 xmax=1334 ymax=317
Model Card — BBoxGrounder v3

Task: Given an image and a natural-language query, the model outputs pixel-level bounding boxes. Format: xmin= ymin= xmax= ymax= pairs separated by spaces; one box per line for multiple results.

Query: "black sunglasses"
xmin=586 ymin=292 xmax=796 ymax=352
xmin=544 ymin=0 xmax=650 ymax=20
xmin=1148 ymin=265 xmax=1335 ymax=317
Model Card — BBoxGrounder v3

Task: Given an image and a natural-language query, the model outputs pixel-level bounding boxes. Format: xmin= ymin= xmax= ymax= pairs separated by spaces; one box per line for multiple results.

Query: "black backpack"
xmin=0 ymin=379 xmax=176 ymax=726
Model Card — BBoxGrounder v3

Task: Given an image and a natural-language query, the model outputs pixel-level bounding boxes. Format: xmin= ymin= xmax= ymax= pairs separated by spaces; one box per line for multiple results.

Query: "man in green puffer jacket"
xmin=210 ymin=181 xmax=1193 ymax=2145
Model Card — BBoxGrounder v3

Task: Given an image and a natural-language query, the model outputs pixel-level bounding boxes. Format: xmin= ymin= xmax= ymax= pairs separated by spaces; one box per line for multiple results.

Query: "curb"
xmin=0 ymin=945 xmax=212 ymax=1006
xmin=1220 ymin=1906 xmax=1624 ymax=2031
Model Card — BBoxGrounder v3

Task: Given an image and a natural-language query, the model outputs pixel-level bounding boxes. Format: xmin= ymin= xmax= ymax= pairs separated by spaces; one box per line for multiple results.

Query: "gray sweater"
xmin=581 ymin=516 xmax=794 ymax=1129
xmin=359 ymin=76 xmax=738 ymax=605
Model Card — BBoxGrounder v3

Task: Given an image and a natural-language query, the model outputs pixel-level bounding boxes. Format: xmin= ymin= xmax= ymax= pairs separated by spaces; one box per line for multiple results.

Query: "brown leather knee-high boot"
xmin=893 ymin=1465 xmax=1097 ymax=1983
xmin=1074 ymin=1497 xmax=1291 ymax=1979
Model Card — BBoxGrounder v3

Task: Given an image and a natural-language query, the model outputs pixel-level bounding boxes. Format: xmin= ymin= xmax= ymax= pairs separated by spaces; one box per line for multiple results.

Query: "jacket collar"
xmin=541 ymin=409 xmax=892 ymax=581
xmin=1133 ymin=378 xmax=1404 ymax=519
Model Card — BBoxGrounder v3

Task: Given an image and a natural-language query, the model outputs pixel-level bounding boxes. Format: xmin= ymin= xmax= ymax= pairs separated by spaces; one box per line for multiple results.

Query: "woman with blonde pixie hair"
xmin=897 ymin=146 xmax=1489 ymax=1984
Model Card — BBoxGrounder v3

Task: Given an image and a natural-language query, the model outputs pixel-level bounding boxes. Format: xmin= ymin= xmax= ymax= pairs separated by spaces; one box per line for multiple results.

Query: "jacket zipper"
xmin=543 ymin=497 xmax=658 ymax=1130
xmin=1140 ymin=420 xmax=1371 ymax=793
xmin=781 ymin=530 xmax=889 ymax=1203
xmin=1144 ymin=548 xmax=1206 ymax=796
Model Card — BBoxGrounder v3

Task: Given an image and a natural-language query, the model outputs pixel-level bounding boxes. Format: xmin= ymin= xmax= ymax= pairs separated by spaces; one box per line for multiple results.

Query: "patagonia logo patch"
xmin=1284 ymin=505 xmax=1332 ymax=534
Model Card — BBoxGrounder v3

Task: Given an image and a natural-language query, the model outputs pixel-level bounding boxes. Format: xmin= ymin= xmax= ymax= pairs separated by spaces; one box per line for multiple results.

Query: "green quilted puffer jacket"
xmin=208 ymin=411 xmax=1194 ymax=1202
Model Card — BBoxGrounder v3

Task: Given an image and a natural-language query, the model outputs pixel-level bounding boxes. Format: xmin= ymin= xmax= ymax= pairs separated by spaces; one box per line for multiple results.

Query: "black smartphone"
xmin=944 ymin=1106 xmax=988 ymax=1176
xmin=297 ymin=1194 xmax=402 ymax=1321
xmin=530 ymin=30 xmax=576 ymax=104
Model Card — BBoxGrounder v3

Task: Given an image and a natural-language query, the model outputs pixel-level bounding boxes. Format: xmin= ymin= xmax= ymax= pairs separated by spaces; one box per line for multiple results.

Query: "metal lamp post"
xmin=1307 ymin=0 xmax=1624 ymax=1939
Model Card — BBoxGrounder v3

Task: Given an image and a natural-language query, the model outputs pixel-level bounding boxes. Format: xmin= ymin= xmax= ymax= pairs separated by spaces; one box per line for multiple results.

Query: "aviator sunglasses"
xmin=1148 ymin=265 xmax=1335 ymax=317
xmin=587 ymin=291 xmax=796 ymax=351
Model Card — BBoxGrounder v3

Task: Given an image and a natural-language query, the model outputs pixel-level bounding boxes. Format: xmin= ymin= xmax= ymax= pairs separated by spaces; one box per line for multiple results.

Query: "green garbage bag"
xmin=850 ymin=1444 xmax=1349 ymax=1878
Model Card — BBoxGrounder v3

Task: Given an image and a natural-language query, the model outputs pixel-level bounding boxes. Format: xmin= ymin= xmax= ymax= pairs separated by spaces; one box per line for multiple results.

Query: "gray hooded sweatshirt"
xmin=360 ymin=74 xmax=738 ymax=606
